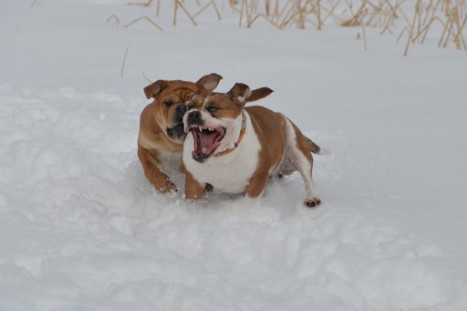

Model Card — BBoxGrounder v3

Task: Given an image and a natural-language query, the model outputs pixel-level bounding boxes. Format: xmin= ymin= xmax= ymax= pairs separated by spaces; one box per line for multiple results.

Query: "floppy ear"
xmin=247 ymin=87 xmax=273 ymax=102
xmin=144 ymin=80 xmax=168 ymax=99
xmin=195 ymin=73 xmax=223 ymax=94
xmin=227 ymin=83 xmax=252 ymax=105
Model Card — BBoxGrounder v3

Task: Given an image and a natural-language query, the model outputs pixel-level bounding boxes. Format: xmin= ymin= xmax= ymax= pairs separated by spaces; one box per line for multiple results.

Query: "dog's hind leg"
xmin=283 ymin=117 xmax=321 ymax=207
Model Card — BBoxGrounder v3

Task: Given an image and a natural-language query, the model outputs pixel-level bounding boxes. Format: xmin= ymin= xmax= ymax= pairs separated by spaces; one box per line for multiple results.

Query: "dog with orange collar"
xmin=183 ymin=74 xmax=326 ymax=207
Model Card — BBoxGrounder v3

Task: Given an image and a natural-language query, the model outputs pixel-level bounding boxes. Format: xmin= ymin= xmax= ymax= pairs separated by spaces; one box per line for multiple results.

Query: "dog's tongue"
xmin=193 ymin=130 xmax=220 ymax=159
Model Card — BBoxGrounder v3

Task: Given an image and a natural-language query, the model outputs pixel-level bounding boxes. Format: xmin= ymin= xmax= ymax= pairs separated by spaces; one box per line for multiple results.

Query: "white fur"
xmin=157 ymin=150 xmax=182 ymax=175
xmin=317 ymin=148 xmax=331 ymax=155
xmin=281 ymin=116 xmax=320 ymax=202
xmin=183 ymin=112 xmax=261 ymax=194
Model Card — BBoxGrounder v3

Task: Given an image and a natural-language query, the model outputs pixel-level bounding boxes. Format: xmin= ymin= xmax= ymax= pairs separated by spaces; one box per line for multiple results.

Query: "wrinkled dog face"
xmin=184 ymin=92 xmax=243 ymax=162
xmin=144 ymin=80 xmax=198 ymax=143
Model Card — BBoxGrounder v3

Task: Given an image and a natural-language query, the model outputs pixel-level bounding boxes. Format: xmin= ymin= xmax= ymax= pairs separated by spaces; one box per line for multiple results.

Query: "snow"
xmin=1 ymin=0 xmax=467 ymax=310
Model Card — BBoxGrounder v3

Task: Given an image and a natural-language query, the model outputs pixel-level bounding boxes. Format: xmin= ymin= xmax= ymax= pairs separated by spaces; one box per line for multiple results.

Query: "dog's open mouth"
xmin=189 ymin=125 xmax=226 ymax=162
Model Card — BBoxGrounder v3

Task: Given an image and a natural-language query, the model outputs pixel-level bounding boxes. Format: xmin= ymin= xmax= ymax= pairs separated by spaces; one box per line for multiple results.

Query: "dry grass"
xmin=120 ymin=44 xmax=130 ymax=79
xmin=107 ymin=0 xmax=467 ymax=55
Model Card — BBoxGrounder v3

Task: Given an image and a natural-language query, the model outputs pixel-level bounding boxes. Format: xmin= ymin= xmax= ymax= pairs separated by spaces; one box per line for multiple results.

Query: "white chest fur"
xmin=183 ymin=113 xmax=261 ymax=194
xmin=158 ymin=150 xmax=182 ymax=175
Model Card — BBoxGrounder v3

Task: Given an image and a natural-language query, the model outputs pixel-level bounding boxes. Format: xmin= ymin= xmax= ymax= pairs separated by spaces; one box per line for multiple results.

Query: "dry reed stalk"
xmin=361 ymin=15 xmax=368 ymax=50
xmin=317 ymin=0 xmax=323 ymax=30
xmin=125 ymin=16 xmax=163 ymax=31
xmin=244 ymin=0 xmax=253 ymax=27
xmin=173 ymin=0 xmax=178 ymax=26
xmin=229 ymin=0 xmax=239 ymax=11
xmin=396 ymin=0 xmax=411 ymax=24
xmin=379 ymin=0 xmax=404 ymax=34
xmin=127 ymin=0 xmax=153 ymax=7
xmin=341 ymin=1 xmax=367 ymax=27
xmin=452 ymin=7 xmax=467 ymax=49
xmin=413 ymin=0 xmax=444 ymax=43
xmin=383 ymin=0 xmax=400 ymax=26
xmin=250 ymin=0 xmax=260 ymax=14
xmin=397 ymin=26 xmax=408 ymax=41
xmin=364 ymin=1 xmax=380 ymax=27
xmin=458 ymin=14 xmax=467 ymax=49
xmin=420 ymin=0 xmax=435 ymax=27
xmin=260 ymin=14 xmax=287 ymax=29
xmin=439 ymin=15 xmax=454 ymax=48
xmin=320 ymin=0 xmax=344 ymax=25
xmin=239 ymin=0 xmax=246 ymax=27
xmin=116 ymin=0 xmax=467 ymax=54
xmin=211 ymin=0 xmax=223 ymax=20
xmin=176 ymin=0 xmax=198 ymax=26
xmin=437 ymin=2 xmax=455 ymax=48
xmin=247 ymin=13 xmax=262 ymax=27
xmin=296 ymin=3 xmax=306 ymax=30
xmin=273 ymin=0 xmax=280 ymax=16
xmin=191 ymin=0 xmax=222 ymax=20
xmin=156 ymin=0 xmax=161 ymax=16
xmin=278 ymin=4 xmax=297 ymax=29
xmin=415 ymin=16 xmax=445 ymax=43
xmin=193 ymin=2 xmax=213 ymax=19
xmin=275 ymin=0 xmax=293 ymax=25
xmin=120 ymin=44 xmax=130 ymax=79
xmin=404 ymin=0 xmax=421 ymax=56
xmin=266 ymin=0 xmax=271 ymax=16
xmin=107 ymin=14 xmax=121 ymax=27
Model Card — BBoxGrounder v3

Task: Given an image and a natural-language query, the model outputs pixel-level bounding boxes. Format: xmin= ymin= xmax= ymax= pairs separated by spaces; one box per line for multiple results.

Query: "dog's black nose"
xmin=187 ymin=110 xmax=202 ymax=125
xmin=174 ymin=105 xmax=187 ymax=123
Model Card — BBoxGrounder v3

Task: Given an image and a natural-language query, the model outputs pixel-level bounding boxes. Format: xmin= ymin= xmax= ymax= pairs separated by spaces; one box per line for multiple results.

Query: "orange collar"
xmin=215 ymin=112 xmax=246 ymax=158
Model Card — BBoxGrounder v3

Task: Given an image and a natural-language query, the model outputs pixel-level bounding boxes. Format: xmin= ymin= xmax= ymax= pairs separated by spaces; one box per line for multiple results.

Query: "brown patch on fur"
xmin=205 ymin=94 xmax=243 ymax=119
xmin=245 ymin=106 xmax=286 ymax=197
xmin=248 ymin=87 xmax=274 ymax=102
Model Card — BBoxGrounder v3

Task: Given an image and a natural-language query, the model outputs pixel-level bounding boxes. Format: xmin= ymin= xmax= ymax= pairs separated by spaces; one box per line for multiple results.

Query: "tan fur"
xmin=244 ymin=106 xmax=286 ymax=197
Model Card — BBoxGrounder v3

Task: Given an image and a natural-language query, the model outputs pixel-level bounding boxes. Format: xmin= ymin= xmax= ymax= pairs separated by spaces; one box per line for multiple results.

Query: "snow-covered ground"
xmin=1 ymin=1 xmax=467 ymax=310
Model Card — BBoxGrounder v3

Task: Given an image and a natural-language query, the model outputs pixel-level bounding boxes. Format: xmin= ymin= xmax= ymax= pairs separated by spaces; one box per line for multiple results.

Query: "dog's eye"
xmin=207 ymin=106 xmax=218 ymax=113
xmin=164 ymin=100 xmax=173 ymax=107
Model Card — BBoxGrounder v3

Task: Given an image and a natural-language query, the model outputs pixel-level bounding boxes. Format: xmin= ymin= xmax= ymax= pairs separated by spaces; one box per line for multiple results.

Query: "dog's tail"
xmin=305 ymin=137 xmax=330 ymax=155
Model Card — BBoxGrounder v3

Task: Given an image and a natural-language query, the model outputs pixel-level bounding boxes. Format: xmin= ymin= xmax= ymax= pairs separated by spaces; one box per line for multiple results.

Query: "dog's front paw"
xmin=205 ymin=183 xmax=214 ymax=192
xmin=304 ymin=197 xmax=321 ymax=208
xmin=157 ymin=181 xmax=177 ymax=193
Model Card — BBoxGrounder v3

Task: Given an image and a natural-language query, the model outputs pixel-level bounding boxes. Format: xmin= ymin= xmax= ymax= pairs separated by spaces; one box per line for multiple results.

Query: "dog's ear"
xmin=247 ymin=87 xmax=273 ymax=102
xmin=227 ymin=83 xmax=252 ymax=105
xmin=195 ymin=73 xmax=223 ymax=94
xmin=144 ymin=80 xmax=168 ymax=99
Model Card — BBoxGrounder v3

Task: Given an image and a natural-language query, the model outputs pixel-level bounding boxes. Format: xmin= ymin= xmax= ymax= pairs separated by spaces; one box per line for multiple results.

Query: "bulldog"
xmin=137 ymin=73 xmax=222 ymax=193
xmin=182 ymin=74 xmax=325 ymax=207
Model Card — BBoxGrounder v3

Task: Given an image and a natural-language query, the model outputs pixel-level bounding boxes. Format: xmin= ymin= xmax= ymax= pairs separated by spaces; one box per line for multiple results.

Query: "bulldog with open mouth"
xmin=137 ymin=73 xmax=221 ymax=193
xmin=182 ymin=74 xmax=326 ymax=207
